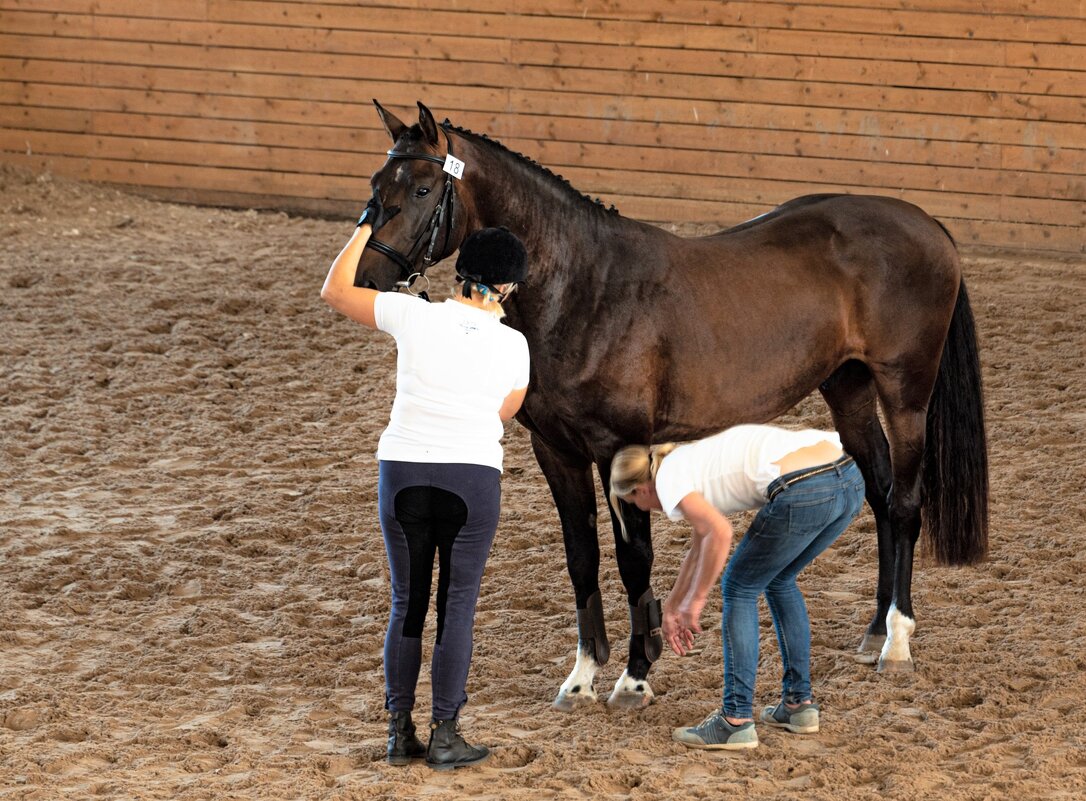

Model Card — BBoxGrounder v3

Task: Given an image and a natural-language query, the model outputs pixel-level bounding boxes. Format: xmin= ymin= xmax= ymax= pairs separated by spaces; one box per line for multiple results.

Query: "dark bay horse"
xmin=355 ymin=101 xmax=989 ymax=710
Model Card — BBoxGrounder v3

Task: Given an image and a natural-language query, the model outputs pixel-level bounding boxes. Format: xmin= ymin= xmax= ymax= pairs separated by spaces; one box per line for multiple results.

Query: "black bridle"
xmin=363 ymin=125 xmax=458 ymax=292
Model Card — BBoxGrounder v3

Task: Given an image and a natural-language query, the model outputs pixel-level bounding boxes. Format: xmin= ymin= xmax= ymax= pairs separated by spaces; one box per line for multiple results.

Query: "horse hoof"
xmin=553 ymin=688 xmax=597 ymax=712
xmin=606 ymin=690 xmax=653 ymax=711
xmin=606 ymin=671 xmax=655 ymax=710
xmin=859 ymin=633 xmax=886 ymax=653
xmin=877 ymin=658 xmax=915 ymax=674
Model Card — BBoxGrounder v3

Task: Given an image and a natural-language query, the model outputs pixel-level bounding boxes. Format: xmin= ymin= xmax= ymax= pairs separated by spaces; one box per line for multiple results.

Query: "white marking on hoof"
xmin=554 ymin=644 xmax=600 ymax=711
xmin=606 ymin=669 xmax=654 ymax=710
xmin=877 ymin=604 xmax=916 ymax=672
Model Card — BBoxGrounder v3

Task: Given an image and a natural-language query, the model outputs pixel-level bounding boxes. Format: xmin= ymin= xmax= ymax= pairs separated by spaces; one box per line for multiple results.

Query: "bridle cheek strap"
xmin=423 ymin=177 xmax=455 ymax=267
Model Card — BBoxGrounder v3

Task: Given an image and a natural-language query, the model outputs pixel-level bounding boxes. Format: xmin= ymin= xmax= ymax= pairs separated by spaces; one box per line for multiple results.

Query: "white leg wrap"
xmin=554 ymin=643 xmax=599 ymax=710
xmin=879 ymin=603 xmax=916 ymax=664
xmin=607 ymin=669 xmax=655 ymax=709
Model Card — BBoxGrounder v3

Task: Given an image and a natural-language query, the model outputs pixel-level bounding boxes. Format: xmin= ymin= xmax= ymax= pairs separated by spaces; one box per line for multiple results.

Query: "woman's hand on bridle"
xmin=357 ymin=196 xmax=384 ymax=229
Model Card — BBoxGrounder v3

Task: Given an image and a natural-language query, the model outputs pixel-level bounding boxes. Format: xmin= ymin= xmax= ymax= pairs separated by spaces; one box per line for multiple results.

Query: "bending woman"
xmin=609 ymin=424 xmax=865 ymax=751
xmin=321 ymin=222 xmax=530 ymax=770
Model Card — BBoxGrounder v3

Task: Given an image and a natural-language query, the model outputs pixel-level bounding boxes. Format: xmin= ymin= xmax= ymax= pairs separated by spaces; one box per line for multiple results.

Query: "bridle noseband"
xmin=364 ymin=124 xmax=458 ymax=293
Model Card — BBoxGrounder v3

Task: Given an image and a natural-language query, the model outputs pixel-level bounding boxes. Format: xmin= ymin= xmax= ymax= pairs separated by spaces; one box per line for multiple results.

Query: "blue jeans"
xmin=720 ymin=458 xmax=865 ymax=718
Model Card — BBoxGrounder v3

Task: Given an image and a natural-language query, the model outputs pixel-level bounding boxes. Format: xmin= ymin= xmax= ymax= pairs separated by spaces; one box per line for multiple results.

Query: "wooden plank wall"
xmin=1 ymin=0 xmax=1083 ymax=252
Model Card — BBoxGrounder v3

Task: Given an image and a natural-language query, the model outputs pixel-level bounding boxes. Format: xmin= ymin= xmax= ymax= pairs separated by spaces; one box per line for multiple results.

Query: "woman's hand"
xmin=662 ymin=595 xmax=702 ymax=656
xmin=677 ymin=594 xmax=706 ymax=634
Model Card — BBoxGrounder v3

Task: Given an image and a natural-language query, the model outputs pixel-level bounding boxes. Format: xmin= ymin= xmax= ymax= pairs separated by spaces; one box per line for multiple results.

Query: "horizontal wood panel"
xmin=557 ymin=166 xmax=1081 ymax=227
xmin=5 ymin=125 xmax=1081 ymax=205
xmin=5 ymin=63 xmax=1082 ymax=145
xmin=8 ymin=0 xmax=1078 ymax=45
xmin=3 ymin=150 xmax=1079 ymax=252
xmin=20 ymin=101 xmax=1085 ymax=178
xmin=284 ymin=0 xmax=1085 ymax=22
xmin=4 ymin=34 xmax=1081 ymax=119
xmin=0 ymin=150 xmax=362 ymax=200
xmin=1 ymin=2 xmax=1081 ymax=253
xmin=2 ymin=27 xmax=1077 ymax=101
xmin=3 ymin=75 xmax=1082 ymax=152
xmin=2 ymin=7 xmax=1073 ymax=69
xmin=616 ymin=195 xmax=1082 ymax=252
xmin=513 ymin=41 xmax=1085 ymax=97
xmin=2 ymin=37 xmax=1080 ymax=124
xmin=4 ymin=128 xmax=1080 ymax=228
xmin=613 ymin=195 xmax=1080 ymax=252
xmin=4 ymin=80 xmax=1081 ymax=213
xmin=19 ymin=0 xmax=1065 ymax=23
xmin=200 ymin=0 xmax=1086 ymax=45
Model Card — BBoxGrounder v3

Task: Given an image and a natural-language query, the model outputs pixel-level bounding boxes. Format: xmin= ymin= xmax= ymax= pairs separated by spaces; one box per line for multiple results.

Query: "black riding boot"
xmin=425 ymin=719 xmax=490 ymax=771
xmin=387 ymin=710 xmax=426 ymax=765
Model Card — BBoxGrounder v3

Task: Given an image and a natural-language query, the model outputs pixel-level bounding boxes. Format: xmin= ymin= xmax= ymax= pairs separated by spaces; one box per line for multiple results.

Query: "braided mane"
xmin=441 ymin=121 xmax=620 ymax=217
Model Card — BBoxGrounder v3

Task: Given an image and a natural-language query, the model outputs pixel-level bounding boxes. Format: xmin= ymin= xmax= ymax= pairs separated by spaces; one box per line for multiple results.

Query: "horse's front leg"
xmin=598 ymin=462 xmax=660 ymax=710
xmin=530 ymin=434 xmax=608 ymax=710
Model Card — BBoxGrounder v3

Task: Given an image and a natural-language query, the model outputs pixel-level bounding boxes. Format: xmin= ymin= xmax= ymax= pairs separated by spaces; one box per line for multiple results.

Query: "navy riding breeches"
xmin=378 ymin=460 xmax=501 ymax=720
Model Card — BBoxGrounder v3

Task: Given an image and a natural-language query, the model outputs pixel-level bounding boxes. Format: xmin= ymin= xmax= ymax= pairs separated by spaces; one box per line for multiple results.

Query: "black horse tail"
xmin=921 ymin=279 xmax=989 ymax=565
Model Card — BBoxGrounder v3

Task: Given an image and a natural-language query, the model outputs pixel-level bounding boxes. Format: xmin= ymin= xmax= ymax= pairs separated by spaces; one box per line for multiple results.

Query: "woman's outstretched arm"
xmin=661 ymin=492 xmax=733 ymax=656
xmin=321 ymin=223 xmax=379 ymax=329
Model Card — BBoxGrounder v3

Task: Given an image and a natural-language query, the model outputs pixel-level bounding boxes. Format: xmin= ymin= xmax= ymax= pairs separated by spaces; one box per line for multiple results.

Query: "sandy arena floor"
xmin=1 ymin=166 xmax=1084 ymax=801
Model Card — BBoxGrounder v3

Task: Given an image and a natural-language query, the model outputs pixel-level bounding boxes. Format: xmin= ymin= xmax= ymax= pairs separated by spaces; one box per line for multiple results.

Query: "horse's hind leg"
xmin=871 ymin=394 xmax=928 ymax=673
xmin=530 ymin=434 xmax=608 ymax=710
xmin=598 ymin=460 xmax=659 ymax=710
xmin=864 ymin=348 xmax=945 ymax=672
xmin=820 ymin=361 xmax=896 ymax=661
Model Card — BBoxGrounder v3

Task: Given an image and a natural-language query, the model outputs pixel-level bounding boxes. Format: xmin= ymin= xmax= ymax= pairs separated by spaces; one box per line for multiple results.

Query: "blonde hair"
xmin=608 ymin=442 xmax=678 ymax=541
xmin=459 ymin=280 xmax=507 ymax=318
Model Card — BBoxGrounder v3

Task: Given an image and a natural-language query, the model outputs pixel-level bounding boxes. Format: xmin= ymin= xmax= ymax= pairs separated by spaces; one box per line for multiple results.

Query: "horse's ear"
xmin=373 ymin=99 xmax=408 ymax=143
xmin=417 ymin=101 xmax=439 ymax=147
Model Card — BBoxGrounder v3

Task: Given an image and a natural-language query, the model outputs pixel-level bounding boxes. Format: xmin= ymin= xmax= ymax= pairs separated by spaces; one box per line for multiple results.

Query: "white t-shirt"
xmin=654 ymin=425 xmax=843 ymax=520
xmin=373 ymin=293 xmax=530 ymax=472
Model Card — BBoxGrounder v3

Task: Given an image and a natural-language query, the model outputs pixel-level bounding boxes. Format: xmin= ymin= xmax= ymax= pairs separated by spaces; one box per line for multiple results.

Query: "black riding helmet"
xmin=454 ymin=227 xmax=528 ymax=291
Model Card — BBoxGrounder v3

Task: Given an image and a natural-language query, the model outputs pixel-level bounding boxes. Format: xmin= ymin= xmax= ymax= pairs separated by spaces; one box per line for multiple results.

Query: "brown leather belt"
xmin=766 ymin=454 xmax=855 ymax=503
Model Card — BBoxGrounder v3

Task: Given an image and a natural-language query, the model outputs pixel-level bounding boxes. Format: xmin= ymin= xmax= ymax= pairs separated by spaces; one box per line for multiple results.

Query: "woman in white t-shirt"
xmin=322 ymin=223 xmax=530 ymax=771
xmin=609 ymin=425 xmax=865 ymax=751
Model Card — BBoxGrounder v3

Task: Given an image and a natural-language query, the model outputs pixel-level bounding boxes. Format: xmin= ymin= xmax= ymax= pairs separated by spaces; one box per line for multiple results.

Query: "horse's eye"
xmin=415 ymin=186 xmax=431 ymax=198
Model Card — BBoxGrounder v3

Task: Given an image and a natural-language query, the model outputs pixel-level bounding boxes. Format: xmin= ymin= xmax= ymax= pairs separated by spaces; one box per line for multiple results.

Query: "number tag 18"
xmin=443 ymin=154 xmax=466 ymax=179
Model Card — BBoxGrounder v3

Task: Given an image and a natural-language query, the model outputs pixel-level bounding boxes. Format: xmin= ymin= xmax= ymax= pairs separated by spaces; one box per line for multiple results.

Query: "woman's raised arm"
xmin=321 ymin=223 xmax=379 ymax=329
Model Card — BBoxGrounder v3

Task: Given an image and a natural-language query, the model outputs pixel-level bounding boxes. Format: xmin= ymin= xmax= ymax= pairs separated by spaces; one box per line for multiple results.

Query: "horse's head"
xmin=354 ymin=100 xmax=468 ymax=292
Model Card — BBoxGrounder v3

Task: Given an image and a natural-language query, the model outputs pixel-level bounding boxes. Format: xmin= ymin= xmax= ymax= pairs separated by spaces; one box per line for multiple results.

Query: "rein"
xmin=364 ymin=124 xmax=458 ymax=295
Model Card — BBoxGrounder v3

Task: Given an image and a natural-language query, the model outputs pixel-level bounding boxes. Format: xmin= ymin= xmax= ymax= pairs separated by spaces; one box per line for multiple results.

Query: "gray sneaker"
xmin=672 ymin=709 xmax=758 ymax=750
xmin=760 ymin=701 xmax=820 ymax=734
